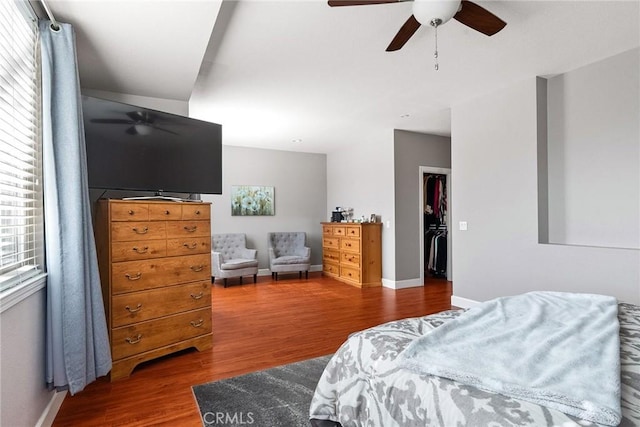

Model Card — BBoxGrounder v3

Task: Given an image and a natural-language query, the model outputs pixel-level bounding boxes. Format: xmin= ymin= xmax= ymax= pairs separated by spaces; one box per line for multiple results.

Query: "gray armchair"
xmin=211 ymin=233 xmax=259 ymax=287
xmin=267 ymin=232 xmax=311 ymax=280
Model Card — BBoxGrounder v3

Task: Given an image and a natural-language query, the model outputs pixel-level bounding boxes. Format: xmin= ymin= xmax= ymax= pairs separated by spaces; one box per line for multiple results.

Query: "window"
xmin=0 ymin=0 xmax=43 ymax=293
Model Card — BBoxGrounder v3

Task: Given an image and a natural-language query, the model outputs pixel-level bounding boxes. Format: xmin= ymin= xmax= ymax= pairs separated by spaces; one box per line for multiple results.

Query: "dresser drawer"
xmin=341 ymin=251 xmax=360 ymax=266
xmin=332 ymin=226 xmax=346 ymax=236
xmin=111 ymin=203 xmax=149 ymax=221
xmin=148 ymin=203 xmax=181 ymax=221
xmin=323 ymin=263 xmax=339 ymax=276
xmin=344 ymin=226 xmax=360 ymax=238
xmin=323 ymin=248 xmax=340 ymax=264
xmin=111 ymin=281 xmax=211 ymax=327
xmin=182 ymin=204 xmax=210 ymax=220
xmin=111 ymin=307 xmax=212 ymax=360
xmin=322 ymin=225 xmax=333 ymax=237
xmin=340 ymin=238 xmax=360 ymax=253
xmin=166 ymin=220 xmax=211 ymax=238
xmin=111 ymin=222 xmax=166 ymax=242
xmin=340 ymin=266 xmax=361 ymax=282
xmin=166 ymin=237 xmax=211 ymax=257
xmin=322 ymin=237 xmax=339 ymax=249
xmin=111 ymin=253 xmax=211 ymax=293
xmin=112 ymin=240 xmax=167 ymax=262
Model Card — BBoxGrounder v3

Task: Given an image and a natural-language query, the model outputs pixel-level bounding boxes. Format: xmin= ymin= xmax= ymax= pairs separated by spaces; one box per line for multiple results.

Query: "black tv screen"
xmin=82 ymin=95 xmax=222 ymax=195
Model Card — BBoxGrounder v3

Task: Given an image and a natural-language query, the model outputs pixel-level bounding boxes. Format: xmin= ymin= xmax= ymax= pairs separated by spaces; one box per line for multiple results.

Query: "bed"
xmin=309 ymin=294 xmax=640 ymax=427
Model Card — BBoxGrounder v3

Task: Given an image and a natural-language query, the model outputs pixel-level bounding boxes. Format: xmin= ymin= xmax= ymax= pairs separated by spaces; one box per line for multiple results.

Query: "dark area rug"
xmin=192 ymin=355 xmax=333 ymax=427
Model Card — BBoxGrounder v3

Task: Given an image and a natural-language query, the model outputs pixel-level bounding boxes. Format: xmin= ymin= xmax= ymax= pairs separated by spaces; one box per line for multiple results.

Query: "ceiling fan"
xmin=328 ymin=0 xmax=506 ymax=52
xmin=90 ymin=111 xmax=179 ymax=136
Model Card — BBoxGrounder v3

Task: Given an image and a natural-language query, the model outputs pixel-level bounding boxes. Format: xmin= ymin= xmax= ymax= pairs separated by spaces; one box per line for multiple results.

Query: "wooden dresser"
xmin=95 ymin=199 xmax=213 ymax=380
xmin=321 ymin=222 xmax=382 ymax=288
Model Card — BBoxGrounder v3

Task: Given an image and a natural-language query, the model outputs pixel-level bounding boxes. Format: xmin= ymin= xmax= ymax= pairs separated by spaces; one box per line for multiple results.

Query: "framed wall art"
xmin=231 ymin=185 xmax=275 ymax=216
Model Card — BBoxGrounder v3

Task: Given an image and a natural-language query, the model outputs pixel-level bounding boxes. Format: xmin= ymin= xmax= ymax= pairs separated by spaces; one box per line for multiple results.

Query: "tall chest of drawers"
xmin=321 ymin=222 xmax=382 ymax=288
xmin=95 ymin=199 xmax=213 ymax=380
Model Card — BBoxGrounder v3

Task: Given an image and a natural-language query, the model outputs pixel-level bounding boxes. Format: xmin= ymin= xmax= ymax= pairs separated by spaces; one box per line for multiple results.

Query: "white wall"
xmin=81 ymin=89 xmax=189 ymax=116
xmin=1 ymin=287 xmax=57 ymax=426
xmin=201 ymin=145 xmax=327 ymax=269
xmin=451 ymin=77 xmax=640 ymax=304
xmin=326 ymin=136 xmax=396 ymax=281
xmin=547 ymin=48 xmax=639 ymax=249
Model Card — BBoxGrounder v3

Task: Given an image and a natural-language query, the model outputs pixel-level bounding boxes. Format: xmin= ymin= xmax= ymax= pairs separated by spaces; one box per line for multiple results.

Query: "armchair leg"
xmin=211 ymin=276 xmax=215 ymax=284
xmin=274 ymin=272 xmax=278 ymax=281
xmin=299 ymin=271 xmax=302 ymax=279
xmin=223 ymin=278 xmax=227 ymax=288
xmin=305 ymin=271 xmax=308 ymax=279
xmin=240 ymin=276 xmax=243 ymax=285
xmin=253 ymin=274 xmax=257 ymax=283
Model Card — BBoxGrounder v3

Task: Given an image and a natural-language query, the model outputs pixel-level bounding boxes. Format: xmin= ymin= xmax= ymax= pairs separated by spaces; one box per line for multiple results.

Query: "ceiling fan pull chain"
xmin=433 ymin=22 xmax=439 ymax=71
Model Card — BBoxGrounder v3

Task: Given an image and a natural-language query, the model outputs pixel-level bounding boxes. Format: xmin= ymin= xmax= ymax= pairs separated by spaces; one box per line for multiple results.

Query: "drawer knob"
xmin=190 ymin=265 xmax=204 ymax=272
xmin=190 ymin=319 xmax=204 ymax=328
xmin=183 ymin=242 xmax=198 ymax=249
xmin=125 ymin=272 xmax=142 ymax=281
xmin=132 ymin=226 xmax=148 ymax=234
xmin=127 ymin=210 xmax=134 ymax=215
xmin=165 ymin=210 xmax=170 ymax=215
xmin=132 ymin=246 xmax=149 ymax=254
xmin=184 ymin=225 xmax=197 ymax=233
xmin=125 ymin=334 xmax=142 ymax=344
xmin=190 ymin=292 xmax=204 ymax=300
xmin=125 ymin=303 xmax=142 ymax=313
xmin=195 ymin=210 xmax=201 ymax=215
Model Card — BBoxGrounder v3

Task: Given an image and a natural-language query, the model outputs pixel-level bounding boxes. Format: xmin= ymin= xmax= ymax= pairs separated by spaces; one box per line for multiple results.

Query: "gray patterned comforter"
xmin=310 ymin=303 xmax=640 ymax=426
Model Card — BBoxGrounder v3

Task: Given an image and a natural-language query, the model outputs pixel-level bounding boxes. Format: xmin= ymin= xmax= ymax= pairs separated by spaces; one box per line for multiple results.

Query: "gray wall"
xmin=393 ymin=130 xmax=451 ymax=282
xmin=451 ymin=77 xmax=640 ymax=304
xmin=201 ymin=145 xmax=327 ymax=269
xmin=546 ymin=48 xmax=639 ymax=249
xmin=326 ymin=136 xmax=396 ymax=281
xmin=1 ymin=287 xmax=54 ymax=426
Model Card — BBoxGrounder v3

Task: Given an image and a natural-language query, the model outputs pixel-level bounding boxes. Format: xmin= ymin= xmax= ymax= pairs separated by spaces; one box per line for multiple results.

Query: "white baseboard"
xmin=451 ymin=295 xmax=481 ymax=309
xmin=36 ymin=390 xmax=67 ymax=427
xmin=382 ymin=278 xmax=423 ymax=290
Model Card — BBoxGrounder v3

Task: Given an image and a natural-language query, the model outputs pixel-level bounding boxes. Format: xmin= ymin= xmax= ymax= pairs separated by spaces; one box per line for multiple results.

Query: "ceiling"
xmin=46 ymin=0 xmax=639 ymax=154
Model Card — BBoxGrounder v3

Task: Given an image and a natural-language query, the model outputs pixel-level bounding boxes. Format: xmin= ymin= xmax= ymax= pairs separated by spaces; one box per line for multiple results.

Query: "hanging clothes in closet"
xmin=424 ymin=173 xmax=448 ymax=277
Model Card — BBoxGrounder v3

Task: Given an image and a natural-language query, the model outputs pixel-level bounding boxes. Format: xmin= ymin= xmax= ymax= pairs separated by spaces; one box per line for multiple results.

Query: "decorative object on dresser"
xmin=321 ymin=222 xmax=382 ymax=288
xmin=94 ymin=199 xmax=213 ymax=380
xmin=211 ymin=233 xmax=259 ymax=287
xmin=267 ymin=232 xmax=311 ymax=280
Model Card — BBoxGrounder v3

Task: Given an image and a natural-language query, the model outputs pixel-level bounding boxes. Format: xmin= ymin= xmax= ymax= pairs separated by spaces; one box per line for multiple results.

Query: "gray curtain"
xmin=40 ymin=20 xmax=111 ymax=394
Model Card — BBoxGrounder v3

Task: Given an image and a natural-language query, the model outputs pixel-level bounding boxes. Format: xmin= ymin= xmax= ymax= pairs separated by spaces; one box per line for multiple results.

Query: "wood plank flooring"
xmin=53 ymin=273 xmax=452 ymax=426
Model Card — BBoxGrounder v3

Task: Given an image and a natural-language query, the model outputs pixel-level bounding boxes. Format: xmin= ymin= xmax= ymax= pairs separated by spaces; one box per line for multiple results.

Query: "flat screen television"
xmin=82 ymin=95 xmax=222 ymax=195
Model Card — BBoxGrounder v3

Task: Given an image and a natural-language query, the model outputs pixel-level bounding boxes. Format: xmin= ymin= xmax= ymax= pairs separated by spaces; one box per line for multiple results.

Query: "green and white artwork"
xmin=231 ymin=185 xmax=274 ymax=216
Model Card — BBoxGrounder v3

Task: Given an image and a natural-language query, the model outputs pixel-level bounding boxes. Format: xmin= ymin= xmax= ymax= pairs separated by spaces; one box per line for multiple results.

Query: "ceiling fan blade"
xmin=90 ymin=119 xmax=133 ymax=124
xmin=153 ymin=126 xmax=179 ymax=135
xmin=328 ymin=0 xmax=401 ymax=6
xmin=453 ymin=0 xmax=506 ymax=36
xmin=386 ymin=14 xmax=421 ymax=51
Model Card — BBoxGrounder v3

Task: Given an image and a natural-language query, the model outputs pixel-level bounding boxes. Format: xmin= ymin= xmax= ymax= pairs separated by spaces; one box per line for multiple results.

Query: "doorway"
xmin=419 ymin=166 xmax=452 ymax=284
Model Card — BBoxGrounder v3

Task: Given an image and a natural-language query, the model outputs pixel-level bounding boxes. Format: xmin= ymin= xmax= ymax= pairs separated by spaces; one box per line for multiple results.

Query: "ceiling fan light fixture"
xmin=134 ymin=123 xmax=152 ymax=135
xmin=412 ymin=0 xmax=461 ymax=27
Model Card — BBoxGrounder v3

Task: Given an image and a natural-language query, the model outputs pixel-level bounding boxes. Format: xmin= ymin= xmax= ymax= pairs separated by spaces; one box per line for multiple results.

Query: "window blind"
xmin=0 ymin=0 xmax=43 ymax=292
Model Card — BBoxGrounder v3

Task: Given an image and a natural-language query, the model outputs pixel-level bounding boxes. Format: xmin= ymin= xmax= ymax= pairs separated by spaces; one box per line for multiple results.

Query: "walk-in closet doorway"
xmin=419 ymin=166 xmax=452 ymax=283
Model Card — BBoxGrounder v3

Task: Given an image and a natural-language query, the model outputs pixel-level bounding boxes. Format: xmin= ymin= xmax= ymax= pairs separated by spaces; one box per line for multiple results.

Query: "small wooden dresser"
xmin=95 ymin=199 xmax=213 ymax=380
xmin=321 ymin=222 xmax=382 ymax=288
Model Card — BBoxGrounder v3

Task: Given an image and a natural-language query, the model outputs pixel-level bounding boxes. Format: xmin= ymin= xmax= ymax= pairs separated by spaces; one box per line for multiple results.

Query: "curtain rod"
xmin=40 ymin=0 xmax=60 ymax=31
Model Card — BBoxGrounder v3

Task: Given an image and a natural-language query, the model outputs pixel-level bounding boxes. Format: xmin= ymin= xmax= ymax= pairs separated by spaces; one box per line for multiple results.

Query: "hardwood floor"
xmin=53 ymin=273 xmax=452 ymax=426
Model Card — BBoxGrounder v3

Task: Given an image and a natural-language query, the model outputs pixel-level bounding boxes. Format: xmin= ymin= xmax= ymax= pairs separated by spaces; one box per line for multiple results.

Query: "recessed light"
xmin=292 ymin=138 xmax=302 ymax=143
xmin=400 ymin=114 xmax=410 ymax=118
